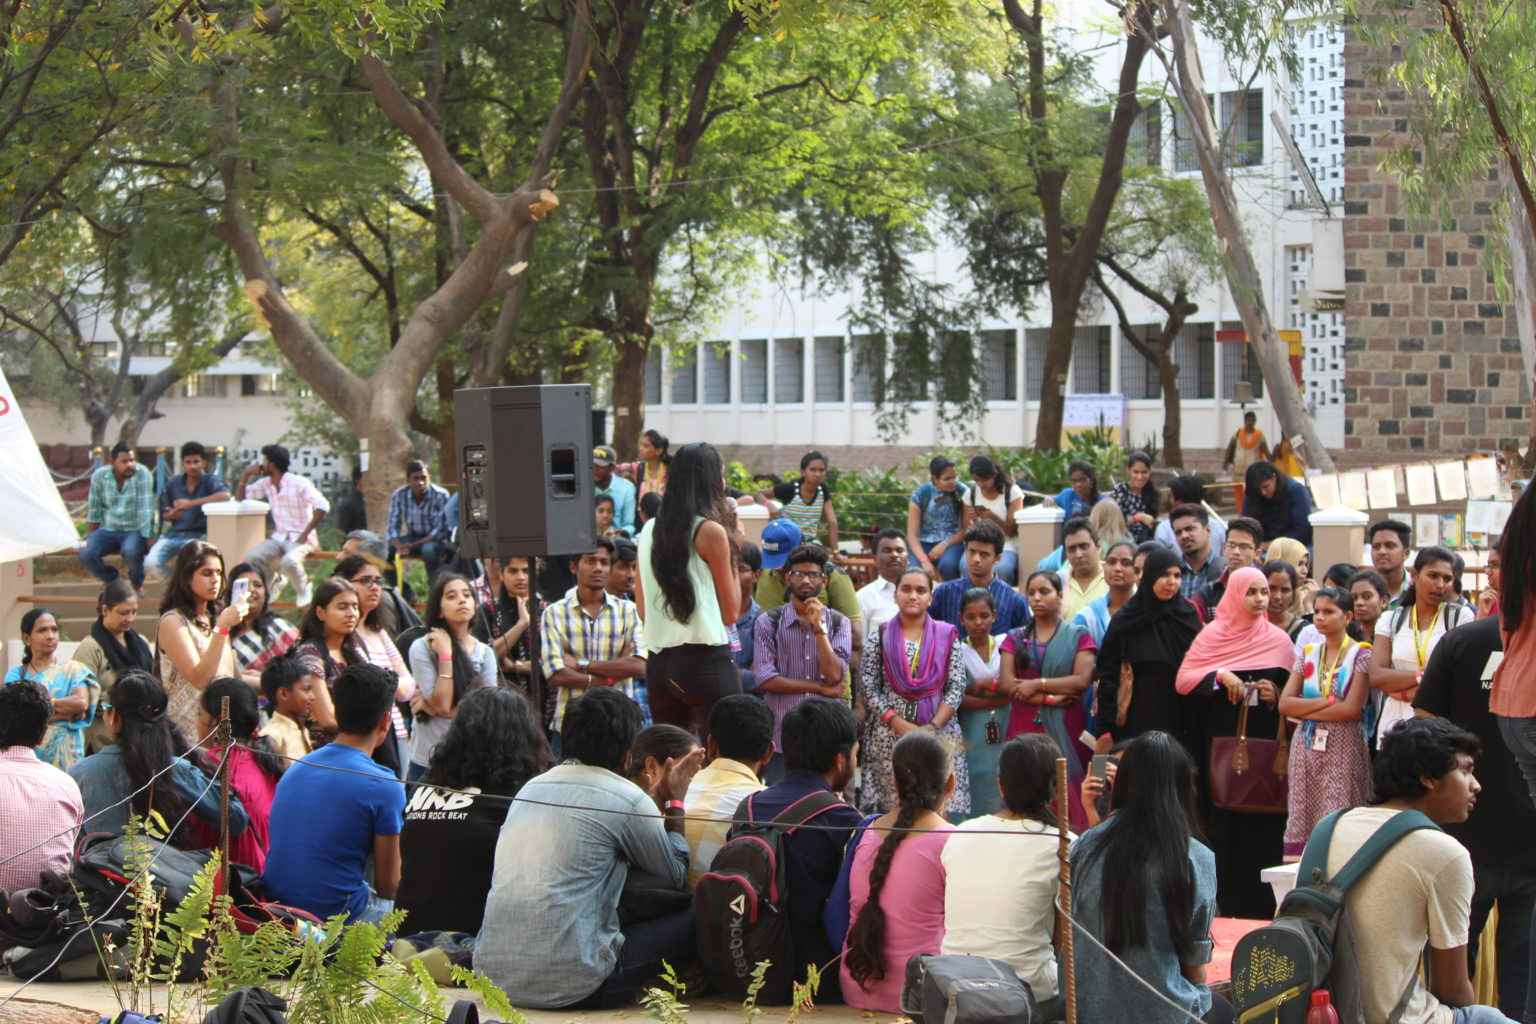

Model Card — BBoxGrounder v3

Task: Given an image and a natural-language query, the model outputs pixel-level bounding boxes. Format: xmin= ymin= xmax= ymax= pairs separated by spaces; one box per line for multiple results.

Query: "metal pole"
xmin=218 ymin=695 xmax=233 ymax=899
xmin=528 ymin=554 xmax=544 ymax=730
xmin=1056 ymin=755 xmax=1077 ymax=1024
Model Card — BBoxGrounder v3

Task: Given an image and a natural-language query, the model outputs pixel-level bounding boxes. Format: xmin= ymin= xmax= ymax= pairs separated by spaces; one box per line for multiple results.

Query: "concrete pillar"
xmin=1015 ymin=504 xmax=1065 ymax=574
xmin=205 ymin=500 xmax=271 ymax=563
xmin=736 ymin=502 xmax=770 ymax=547
xmin=0 ymin=558 xmax=34 ymax=673
xmin=1310 ymin=506 xmax=1369 ymax=575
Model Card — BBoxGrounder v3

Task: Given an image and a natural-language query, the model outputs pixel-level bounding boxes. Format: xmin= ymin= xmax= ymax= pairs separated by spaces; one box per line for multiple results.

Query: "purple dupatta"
xmin=881 ymin=614 xmax=956 ymax=725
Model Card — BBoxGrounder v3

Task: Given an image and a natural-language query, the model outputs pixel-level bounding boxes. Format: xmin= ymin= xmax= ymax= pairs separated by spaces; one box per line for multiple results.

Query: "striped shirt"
xmin=930 ymin=576 xmax=1031 ymax=634
xmin=386 ymin=483 xmax=453 ymax=544
xmin=773 ymin=482 xmax=828 ymax=540
xmin=682 ymin=758 xmax=765 ymax=887
xmin=750 ymin=604 xmax=852 ymax=750
xmin=86 ymin=464 xmax=155 ymax=535
xmin=539 ymin=590 xmax=643 ymax=728
xmin=245 ymin=473 xmax=331 ymax=542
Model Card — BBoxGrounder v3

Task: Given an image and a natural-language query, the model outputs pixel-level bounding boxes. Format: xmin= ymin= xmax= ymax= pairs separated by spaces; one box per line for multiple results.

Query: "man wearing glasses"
xmin=1193 ymin=517 xmax=1265 ymax=623
xmin=751 ymin=544 xmax=853 ymax=784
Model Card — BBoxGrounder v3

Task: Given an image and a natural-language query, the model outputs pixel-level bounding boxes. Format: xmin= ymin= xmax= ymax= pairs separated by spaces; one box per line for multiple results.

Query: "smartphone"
xmin=230 ymin=577 xmax=251 ymax=606
xmin=1090 ymin=754 xmax=1113 ymax=781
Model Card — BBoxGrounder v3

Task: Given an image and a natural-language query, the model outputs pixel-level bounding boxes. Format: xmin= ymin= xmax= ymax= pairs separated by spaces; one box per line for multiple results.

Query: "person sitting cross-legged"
xmin=261 ymin=662 xmax=406 ymax=925
xmin=474 ymin=687 xmax=704 ymax=1010
xmin=0 ymin=679 xmax=84 ymax=893
xmin=683 ymin=694 xmax=774 ymax=886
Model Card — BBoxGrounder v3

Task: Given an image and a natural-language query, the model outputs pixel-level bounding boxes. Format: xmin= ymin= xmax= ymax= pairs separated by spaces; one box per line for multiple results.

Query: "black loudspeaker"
xmin=454 ymin=384 xmax=595 ymax=557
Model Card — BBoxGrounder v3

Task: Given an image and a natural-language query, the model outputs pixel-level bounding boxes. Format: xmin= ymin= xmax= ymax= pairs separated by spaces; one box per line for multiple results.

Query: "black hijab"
xmin=1096 ymin=545 xmax=1202 ymax=680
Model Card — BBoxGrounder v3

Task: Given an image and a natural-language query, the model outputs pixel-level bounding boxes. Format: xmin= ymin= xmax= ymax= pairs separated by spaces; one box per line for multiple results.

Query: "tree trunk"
xmin=1156 ymin=349 xmax=1184 ymax=468
xmin=1160 ymin=0 xmax=1336 ymax=473
xmin=610 ymin=335 xmax=649 ymax=461
xmin=434 ymin=357 xmax=459 ymax=487
xmin=86 ymin=407 xmax=110 ymax=450
xmin=1501 ymin=174 xmax=1536 ymax=474
xmin=362 ymin=414 xmax=413 ymax=537
xmin=1033 ymin=311 xmax=1076 ymax=450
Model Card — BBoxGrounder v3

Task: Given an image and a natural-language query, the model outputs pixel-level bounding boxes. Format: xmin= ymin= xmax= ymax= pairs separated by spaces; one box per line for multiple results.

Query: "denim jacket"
xmin=473 ymin=762 xmax=689 ymax=1008
xmin=69 ymin=745 xmax=249 ymax=840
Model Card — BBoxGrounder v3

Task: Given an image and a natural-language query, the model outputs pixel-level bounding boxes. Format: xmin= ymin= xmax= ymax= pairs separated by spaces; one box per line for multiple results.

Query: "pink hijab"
xmin=1175 ymin=566 xmax=1296 ymax=695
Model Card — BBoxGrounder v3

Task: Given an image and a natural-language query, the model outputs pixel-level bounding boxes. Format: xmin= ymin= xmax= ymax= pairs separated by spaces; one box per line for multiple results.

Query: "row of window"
xmin=642 ymin=327 xmax=1265 ymax=407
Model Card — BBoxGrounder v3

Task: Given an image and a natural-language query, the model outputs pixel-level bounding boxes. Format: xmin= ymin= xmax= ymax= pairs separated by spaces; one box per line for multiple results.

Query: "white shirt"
xmin=245 ymin=473 xmax=331 ymax=542
xmin=941 ymin=815 xmax=1069 ymax=999
xmin=1374 ymin=603 xmax=1459 ymax=747
xmin=967 ymin=483 xmax=1022 ymax=553
xmin=857 ymin=576 xmax=900 ymax=632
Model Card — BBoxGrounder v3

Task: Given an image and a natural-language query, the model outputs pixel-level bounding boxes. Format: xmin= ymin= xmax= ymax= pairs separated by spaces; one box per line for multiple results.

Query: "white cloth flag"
xmin=0 ymin=369 xmax=81 ymax=562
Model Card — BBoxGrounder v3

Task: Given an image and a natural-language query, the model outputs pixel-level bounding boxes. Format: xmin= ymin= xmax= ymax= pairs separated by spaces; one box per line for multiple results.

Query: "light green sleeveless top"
xmin=636 ymin=517 xmax=728 ymax=653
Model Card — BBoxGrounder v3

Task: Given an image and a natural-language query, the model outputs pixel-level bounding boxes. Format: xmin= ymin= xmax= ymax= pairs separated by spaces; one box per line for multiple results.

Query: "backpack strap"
xmin=769 ymin=790 xmax=845 ymax=833
xmin=1326 ymin=809 xmax=1442 ymax=894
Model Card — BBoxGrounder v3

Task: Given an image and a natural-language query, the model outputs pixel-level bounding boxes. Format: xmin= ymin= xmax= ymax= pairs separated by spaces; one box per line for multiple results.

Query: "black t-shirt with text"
xmin=394 ymin=783 xmax=511 ymax=935
xmin=1414 ymin=616 xmax=1536 ymax=867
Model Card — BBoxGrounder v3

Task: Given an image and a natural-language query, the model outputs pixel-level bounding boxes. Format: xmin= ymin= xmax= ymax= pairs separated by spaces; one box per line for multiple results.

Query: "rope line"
xmin=0 ymin=723 xmax=226 ymax=872
xmin=0 ymin=746 xmax=233 ymax=1011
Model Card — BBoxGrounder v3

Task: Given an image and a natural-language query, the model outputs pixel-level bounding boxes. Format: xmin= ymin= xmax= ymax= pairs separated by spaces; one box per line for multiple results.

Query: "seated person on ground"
xmin=262 ymin=663 xmax=406 ymax=925
xmin=943 ymin=734 xmax=1069 ymax=1018
xmin=839 ymin=730 xmax=956 ymax=1014
xmin=258 ymin=656 xmax=319 ymax=764
xmin=196 ymin=679 xmax=283 ymax=871
xmin=475 ymin=688 xmax=704 ymax=1010
xmin=68 ymin=670 xmax=248 ymax=849
xmin=736 ymin=696 xmax=862 ymax=1005
xmin=395 ymin=687 xmax=551 ymax=936
xmin=0 ymin=679 xmax=84 ymax=892
xmin=1314 ymin=717 xmax=1516 ymax=1024
xmin=683 ymin=694 xmax=774 ymax=885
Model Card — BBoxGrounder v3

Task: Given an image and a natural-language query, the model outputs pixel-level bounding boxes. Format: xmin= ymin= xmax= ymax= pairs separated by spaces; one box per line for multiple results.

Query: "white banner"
xmin=0 ymin=368 xmax=81 ymax=562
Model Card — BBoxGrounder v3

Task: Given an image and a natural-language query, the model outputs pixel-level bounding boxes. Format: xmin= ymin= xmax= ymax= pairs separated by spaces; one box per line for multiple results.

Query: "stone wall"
xmin=1343 ymin=23 xmax=1530 ymax=455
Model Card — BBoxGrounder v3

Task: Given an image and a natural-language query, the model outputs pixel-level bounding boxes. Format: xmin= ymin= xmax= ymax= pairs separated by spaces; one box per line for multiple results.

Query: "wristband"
xmin=881 ymin=709 xmax=898 ymax=725
xmin=1326 ymin=694 xmax=1336 ymax=706
xmin=664 ymin=800 xmax=685 ymax=812
xmin=216 ymin=626 xmax=230 ymax=637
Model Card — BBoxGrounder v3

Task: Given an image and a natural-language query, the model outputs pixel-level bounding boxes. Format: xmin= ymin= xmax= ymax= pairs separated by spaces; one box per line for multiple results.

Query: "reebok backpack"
xmin=1231 ymin=809 xmax=1440 ymax=1024
xmin=695 ymin=790 xmax=844 ymax=1003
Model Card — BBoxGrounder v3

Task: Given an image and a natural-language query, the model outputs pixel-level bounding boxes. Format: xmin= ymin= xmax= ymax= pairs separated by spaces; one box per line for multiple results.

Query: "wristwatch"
xmin=577 ymin=659 xmax=591 ymax=672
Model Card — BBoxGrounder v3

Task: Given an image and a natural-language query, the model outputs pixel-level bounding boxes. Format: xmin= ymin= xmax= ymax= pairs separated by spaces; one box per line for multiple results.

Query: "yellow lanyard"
xmin=1410 ymin=605 xmax=1436 ymax=670
xmin=908 ymin=639 xmax=923 ymax=675
xmin=1317 ymin=638 xmax=1352 ymax=699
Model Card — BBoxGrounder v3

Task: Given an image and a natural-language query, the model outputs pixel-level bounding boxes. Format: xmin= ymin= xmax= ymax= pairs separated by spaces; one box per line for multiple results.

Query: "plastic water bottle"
xmin=1306 ymin=990 xmax=1341 ymax=1024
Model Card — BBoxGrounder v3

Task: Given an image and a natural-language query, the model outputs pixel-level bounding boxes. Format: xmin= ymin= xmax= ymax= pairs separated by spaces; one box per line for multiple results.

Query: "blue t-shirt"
xmin=262 ymin=742 xmax=405 ymax=920
xmin=160 ymin=472 xmax=228 ymax=537
xmin=910 ymin=482 xmax=968 ymax=545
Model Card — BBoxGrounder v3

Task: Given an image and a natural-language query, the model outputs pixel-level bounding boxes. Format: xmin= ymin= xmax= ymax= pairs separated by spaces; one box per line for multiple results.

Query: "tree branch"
xmin=668 ymin=11 xmax=747 ymax=186
xmin=528 ymin=0 xmax=592 ymax=184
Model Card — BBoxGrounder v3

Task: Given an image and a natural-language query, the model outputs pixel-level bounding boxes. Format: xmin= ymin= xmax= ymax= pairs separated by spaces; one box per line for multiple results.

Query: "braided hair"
xmin=844 ymin=730 xmax=952 ymax=989
xmin=18 ymin=607 xmax=55 ymax=669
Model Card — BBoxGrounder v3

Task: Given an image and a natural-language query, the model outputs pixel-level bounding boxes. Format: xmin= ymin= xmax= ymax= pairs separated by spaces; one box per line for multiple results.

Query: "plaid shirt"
xmin=86 ymin=464 xmax=155 ymax=535
xmin=539 ymin=589 xmax=643 ymax=728
xmin=245 ymin=473 xmax=331 ymax=542
xmin=386 ymin=483 xmax=452 ymax=544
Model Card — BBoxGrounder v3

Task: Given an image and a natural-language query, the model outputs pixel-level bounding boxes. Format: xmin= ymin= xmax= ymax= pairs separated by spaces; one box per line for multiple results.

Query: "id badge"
xmin=1312 ymin=728 xmax=1329 ymax=752
xmin=985 ymin=715 xmax=1001 ymax=745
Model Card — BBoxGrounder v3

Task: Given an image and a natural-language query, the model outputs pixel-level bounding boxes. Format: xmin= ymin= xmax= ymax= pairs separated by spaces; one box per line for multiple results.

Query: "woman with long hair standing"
xmin=1066 ymin=731 xmax=1228 ymax=1024
xmin=1175 ymin=565 xmax=1294 ymax=918
xmin=999 ymin=570 xmax=1095 ymax=828
xmin=71 ymin=580 xmax=152 ymax=754
xmin=68 ymin=670 xmax=248 ymax=848
xmin=1094 ymin=547 xmax=1202 ymax=747
xmin=839 ymin=731 xmax=956 ymax=1013
xmin=157 ymin=540 xmax=248 ymax=740
xmin=407 ymin=573 xmax=498 ymax=780
xmin=224 ymin=562 xmax=301 ymax=685
xmin=1492 ymin=483 xmax=1536 ymax=804
xmin=858 ymin=567 xmax=970 ymax=817
xmin=6 ymin=608 xmax=98 ymax=769
xmin=1111 ymin=451 xmax=1159 ymax=544
xmin=396 ymin=687 xmax=552 ymax=935
xmin=636 ymin=441 xmax=741 ymax=733
xmin=196 ymin=678 xmax=284 ymax=870
xmin=1372 ymin=545 xmax=1469 ymax=748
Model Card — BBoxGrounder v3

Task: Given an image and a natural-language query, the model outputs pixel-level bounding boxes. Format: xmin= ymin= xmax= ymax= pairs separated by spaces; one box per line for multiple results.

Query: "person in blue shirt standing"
xmin=80 ymin=442 xmax=156 ymax=590
xmin=386 ymin=460 xmax=453 ymax=580
xmin=593 ymin=445 xmax=637 ymax=536
xmin=929 ymin=522 xmax=1031 ymax=633
xmin=146 ymin=442 xmax=230 ymax=582
xmin=262 ymin=662 xmax=406 ymax=925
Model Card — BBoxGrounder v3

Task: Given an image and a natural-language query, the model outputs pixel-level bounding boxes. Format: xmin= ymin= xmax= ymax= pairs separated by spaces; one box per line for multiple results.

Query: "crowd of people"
xmin=3 ymin=432 xmax=1534 ymax=1024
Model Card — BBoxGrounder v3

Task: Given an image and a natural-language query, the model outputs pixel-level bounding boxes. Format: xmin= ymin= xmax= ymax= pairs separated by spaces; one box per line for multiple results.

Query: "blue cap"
xmin=760 ymin=519 xmax=803 ymax=570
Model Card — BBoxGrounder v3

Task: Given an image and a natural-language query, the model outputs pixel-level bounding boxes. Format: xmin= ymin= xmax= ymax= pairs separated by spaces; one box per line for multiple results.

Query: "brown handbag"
xmin=1208 ymin=697 xmax=1290 ymax=814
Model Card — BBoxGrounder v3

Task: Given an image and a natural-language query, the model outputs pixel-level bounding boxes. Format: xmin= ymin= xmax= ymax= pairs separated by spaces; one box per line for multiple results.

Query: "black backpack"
xmin=695 ymin=790 xmax=845 ymax=1003
xmin=1231 ymin=808 xmax=1440 ymax=1023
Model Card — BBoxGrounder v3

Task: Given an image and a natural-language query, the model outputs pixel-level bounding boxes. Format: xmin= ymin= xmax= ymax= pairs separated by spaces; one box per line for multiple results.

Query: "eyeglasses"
xmin=787 ymin=570 xmax=826 ymax=582
xmin=352 ymin=576 xmax=385 ymax=588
